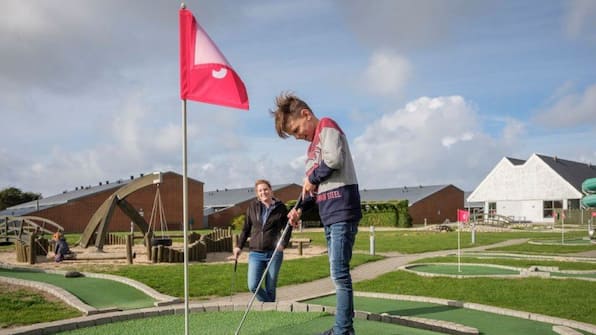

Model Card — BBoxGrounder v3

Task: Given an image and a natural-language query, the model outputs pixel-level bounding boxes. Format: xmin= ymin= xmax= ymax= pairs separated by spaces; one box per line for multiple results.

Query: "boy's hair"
xmin=270 ymin=92 xmax=312 ymax=138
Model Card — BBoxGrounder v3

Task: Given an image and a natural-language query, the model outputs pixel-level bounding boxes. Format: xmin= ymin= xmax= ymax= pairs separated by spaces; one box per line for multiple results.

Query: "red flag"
xmin=592 ymin=211 xmax=596 ymax=217
xmin=457 ymin=209 xmax=470 ymax=223
xmin=179 ymin=8 xmax=249 ymax=110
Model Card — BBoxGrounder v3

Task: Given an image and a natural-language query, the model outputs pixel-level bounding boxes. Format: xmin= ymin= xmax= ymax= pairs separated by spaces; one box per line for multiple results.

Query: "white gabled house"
xmin=467 ymin=153 xmax=596 ymax=223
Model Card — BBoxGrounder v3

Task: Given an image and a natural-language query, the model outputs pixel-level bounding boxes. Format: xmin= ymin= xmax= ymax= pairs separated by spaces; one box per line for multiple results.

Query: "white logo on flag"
xmin=212 ymin=68 xmax=228 ymax=79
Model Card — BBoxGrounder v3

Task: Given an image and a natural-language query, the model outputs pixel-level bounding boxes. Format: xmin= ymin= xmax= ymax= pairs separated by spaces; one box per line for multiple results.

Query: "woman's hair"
xmin=254 ymin=179 xmax=272 ymax=192
xmin=270 ymin=92 xmax=312 ymax=138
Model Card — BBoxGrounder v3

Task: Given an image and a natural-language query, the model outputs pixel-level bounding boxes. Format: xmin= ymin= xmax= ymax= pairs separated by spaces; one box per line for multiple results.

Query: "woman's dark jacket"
xmin=238 ymin=199 xmax=291 ymax=252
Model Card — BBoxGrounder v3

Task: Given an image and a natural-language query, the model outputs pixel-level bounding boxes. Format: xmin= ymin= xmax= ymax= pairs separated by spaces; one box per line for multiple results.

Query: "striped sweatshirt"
xmin=302 ymin=117 xmax=362 ymax=225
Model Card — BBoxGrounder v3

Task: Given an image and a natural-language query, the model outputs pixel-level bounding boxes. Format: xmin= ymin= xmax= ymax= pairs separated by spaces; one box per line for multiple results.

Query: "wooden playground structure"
xmin=0 ymin=215 xmax=64 ymax=264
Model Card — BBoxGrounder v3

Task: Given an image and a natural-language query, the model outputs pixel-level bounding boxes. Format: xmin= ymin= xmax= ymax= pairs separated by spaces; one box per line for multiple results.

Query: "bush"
xmin=230 ymin=214 xmax=245 ymax=230
xmin=360 ymin=200 xmax=412 ymax=227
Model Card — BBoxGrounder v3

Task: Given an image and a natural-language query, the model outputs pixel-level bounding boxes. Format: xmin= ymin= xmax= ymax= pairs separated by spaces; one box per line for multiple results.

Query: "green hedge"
xmin=233 ymin=199 xmax=412 ymax=228
xmin=361 ymin=200 xmax=412 ymax=227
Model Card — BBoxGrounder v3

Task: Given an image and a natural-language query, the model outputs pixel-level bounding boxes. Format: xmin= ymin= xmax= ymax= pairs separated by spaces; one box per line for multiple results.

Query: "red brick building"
xmin=2 ymin=172 xmax=203 ymax=233
xmin=204 ymin=184 xmax=302 ymax=228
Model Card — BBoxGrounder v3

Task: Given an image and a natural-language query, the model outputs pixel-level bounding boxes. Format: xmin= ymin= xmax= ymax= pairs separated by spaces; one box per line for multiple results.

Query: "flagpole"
xmin=457 ymin=220 xmax=461 ymax=273
xmin=182 ymin=98 xmax=190 ymax=335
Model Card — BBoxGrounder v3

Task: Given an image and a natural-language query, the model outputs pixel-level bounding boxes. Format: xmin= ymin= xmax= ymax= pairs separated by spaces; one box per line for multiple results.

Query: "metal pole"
xmin=182 ymin=99 xmax=190 ymax=335
xmin=369 ymin=225 xmax=375 ymax=256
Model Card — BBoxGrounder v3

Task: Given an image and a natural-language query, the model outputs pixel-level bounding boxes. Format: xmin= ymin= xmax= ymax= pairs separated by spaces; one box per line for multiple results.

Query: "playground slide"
xmin=581 ymin=194 xmax=596 ymax=208
xmin=582 ymin=178 xmax=596 ymax=194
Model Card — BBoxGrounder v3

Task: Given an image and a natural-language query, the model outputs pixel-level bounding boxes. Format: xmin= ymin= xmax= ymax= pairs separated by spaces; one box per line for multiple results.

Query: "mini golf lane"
xmin=305 ymin=295 xmax=572 ymax=335
xmin=57 ymin=311 xmax=446 ymax=335
xmin=0 ymin=268 xmax=155 ymax=310
xmin=406 ymin=263 xmax=520 ymax=276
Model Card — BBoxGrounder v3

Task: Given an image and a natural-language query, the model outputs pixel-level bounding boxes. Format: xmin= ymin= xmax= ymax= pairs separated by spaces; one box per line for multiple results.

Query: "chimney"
xmin=554 ymin=156 xmax=558 ymax=162
xmin=99 ymin=182 xmax=102 ymax=186
xmin=130 ymin=175 xmax=134 ymax=180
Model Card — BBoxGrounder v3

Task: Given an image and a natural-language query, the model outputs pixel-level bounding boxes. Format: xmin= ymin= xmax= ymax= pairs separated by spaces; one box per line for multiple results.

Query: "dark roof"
xmin=359 ymin=185 xmax=453 ymax=205
xmin=505 ymin=157 xmax=526 ymax=165
xmin=536 ymin=154 xmax=596 ymax=192
xmin=0 ymin=181 xmax=126 ymax=216
xmin=204 ymin=184 xmax=298 ymax=208
xmin=0 ymin=171 xmax=200 ymax=217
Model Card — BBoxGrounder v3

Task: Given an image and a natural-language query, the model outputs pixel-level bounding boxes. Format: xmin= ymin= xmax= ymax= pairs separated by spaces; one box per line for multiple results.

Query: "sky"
xmin=1 ymin=0 xmax=595 ymax=198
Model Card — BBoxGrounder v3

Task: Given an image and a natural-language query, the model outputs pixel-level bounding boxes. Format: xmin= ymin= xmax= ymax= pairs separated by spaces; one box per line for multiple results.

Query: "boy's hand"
xmin=302 ymin=177 xmax=317 ymax=198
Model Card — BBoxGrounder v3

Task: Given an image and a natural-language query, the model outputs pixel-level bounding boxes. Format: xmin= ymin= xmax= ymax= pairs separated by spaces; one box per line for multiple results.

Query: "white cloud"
xmin=353 ymin=96 xmax=512 ymax=190
xmin=362 ymin=51 xmax=411 ymax=96
xmin=563 ymin=0 xmax=596 ymax=41
xmin=534 ymin=83 xmax=596 ymax=128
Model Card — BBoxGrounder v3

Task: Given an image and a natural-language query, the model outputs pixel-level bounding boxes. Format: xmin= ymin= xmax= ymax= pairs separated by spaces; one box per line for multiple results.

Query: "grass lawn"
xmin=488 ymin=240 xmax=596 ymax=254
xmin=354 ymin=269 xmax=596 ymax=325
xmin=292 ymin=230 xmax=590 ymax=254
xmin=0 ymin=282 xmax=79 ymax=328
xmin=58 ymin=311 xmax=445 ymax=335
xmin=0 ymin=268 xmax=156 ymax=309
xmin=66 ymin=253 xmax=382 ymax=299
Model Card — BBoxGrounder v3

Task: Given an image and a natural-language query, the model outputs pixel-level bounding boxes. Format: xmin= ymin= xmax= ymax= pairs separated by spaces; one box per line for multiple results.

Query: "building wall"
xmin=469 ymin=154 xmax=582 ymax=222
xmin=207 ymin=184 xmax=302 ymax=228
xmin=408 ymin=185 xmax=464 ymax=225
xmin=28 ymin=172 xmax=203 ymax=233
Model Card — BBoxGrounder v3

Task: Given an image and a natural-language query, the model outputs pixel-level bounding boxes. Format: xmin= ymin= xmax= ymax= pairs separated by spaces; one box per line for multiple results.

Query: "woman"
xmin=232 ymin=179 xmax=291 ymax=302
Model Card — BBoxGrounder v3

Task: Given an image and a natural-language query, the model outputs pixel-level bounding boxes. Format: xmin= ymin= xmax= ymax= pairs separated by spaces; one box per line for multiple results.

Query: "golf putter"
xmin=230 ymin=258 xmax=238 ymax=302
xmin=234 ymin=193 xmax=303 ymax=335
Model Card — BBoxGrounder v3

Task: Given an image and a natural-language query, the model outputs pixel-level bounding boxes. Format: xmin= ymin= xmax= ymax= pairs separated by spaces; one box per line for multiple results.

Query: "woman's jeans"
xmin=325 ymin=220 xmax=358 ymax=335
xmin=247 ymin=249 xmax=283 ymax=302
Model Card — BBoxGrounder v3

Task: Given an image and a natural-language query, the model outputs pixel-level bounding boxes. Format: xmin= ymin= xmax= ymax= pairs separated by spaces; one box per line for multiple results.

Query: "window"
xmin=543 ymin=200 xmax=563 ymax=218
xmin=568 ymin=199 xmax=580 ymax=209
xmin=488 ymin=202 xmax=496 ymax=214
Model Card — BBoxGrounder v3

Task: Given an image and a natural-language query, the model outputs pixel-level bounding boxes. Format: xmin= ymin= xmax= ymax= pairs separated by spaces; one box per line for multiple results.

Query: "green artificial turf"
xmin=407 ymin=263 xmax=519 ymax=276
xmin=305 ymin=296 xmax=563 ymax=335
xmin=412 ymin=255 xmax=596 ymax=271
xmin=0 ymin=268 xmax=155 ymax=309
xmin=58 ymin=311 xmax=445 ymax=335
xmin=354 ymin=270 xmax=596 ymax=325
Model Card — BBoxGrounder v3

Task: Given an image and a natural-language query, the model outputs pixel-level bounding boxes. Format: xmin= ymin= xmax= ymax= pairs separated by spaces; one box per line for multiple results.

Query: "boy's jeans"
xmin=247 ymin=249 xmax=283 ymax=302
xmin=325 ymin=220 xmax=358 ymax=335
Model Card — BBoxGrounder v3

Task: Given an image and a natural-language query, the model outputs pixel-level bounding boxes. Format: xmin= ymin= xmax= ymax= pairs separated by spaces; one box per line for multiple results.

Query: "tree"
xmin=0 ymin=187 xmax=42 ymax=211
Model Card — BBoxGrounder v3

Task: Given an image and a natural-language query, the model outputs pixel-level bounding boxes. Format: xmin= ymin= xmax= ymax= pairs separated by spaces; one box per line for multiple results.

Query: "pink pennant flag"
xmin=179 ymin=7 xmax=249 ymax=110
xmin=457 ymin=209 xmax=470 ymax=223
xmin=592 ymin=211 xmax=596 ymax=217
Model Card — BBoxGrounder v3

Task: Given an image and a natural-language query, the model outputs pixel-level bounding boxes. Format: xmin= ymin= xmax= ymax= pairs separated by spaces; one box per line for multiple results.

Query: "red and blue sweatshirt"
xmin=301 ymin=117 xmax=362 ymax=225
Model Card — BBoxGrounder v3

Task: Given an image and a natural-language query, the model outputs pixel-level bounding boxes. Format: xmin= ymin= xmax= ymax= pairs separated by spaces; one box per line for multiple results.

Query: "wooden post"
xmin=126 ymin=234 xmax=133 ymax=264
xmin=28 ymin=233 xmax=35 ymax=265
xmin=157 ymin=245 xmax=164 ymax=262
xmin=145 ymin=231 xmax=153 ymax=261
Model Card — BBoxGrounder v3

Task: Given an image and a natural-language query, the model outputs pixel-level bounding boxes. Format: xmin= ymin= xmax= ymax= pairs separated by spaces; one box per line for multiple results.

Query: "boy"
xmin=271 ymin=92 xmax=361 ymax=335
